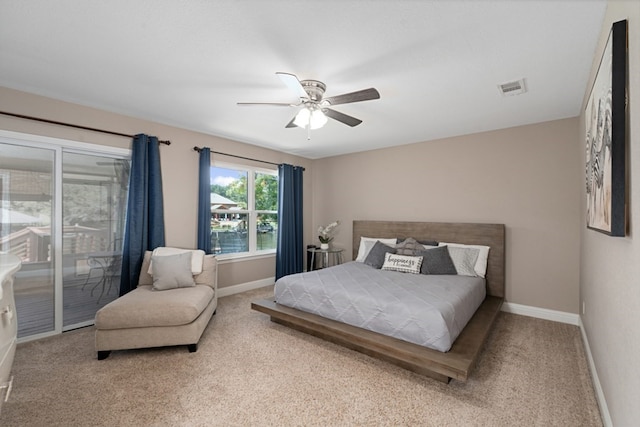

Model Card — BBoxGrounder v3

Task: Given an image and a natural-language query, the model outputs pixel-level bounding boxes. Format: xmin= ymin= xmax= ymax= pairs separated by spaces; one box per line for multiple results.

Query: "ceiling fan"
xmin=237 ymin=72 xmax=380 ymax=132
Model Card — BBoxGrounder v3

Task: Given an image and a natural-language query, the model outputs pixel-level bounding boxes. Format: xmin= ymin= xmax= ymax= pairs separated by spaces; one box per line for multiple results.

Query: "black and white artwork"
xmin=585 ymin=20 xmax=626 ymax=237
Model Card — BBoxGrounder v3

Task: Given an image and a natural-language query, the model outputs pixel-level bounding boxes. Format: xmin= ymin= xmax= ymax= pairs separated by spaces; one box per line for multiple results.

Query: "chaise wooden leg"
xmin=97 ymin=351 xmax=111 ymax=360
xmin=187 ymin=344 xmax=198 ymax=353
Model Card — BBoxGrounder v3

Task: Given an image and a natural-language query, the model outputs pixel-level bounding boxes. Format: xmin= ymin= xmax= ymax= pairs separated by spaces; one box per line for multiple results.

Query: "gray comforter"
xmin=274 ymin=262 xmax=486 ymax=352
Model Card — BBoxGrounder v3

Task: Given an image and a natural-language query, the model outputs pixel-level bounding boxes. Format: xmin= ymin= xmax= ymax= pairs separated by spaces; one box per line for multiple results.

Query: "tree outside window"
xmin=210 ymin=165 xmax=278 ymax=256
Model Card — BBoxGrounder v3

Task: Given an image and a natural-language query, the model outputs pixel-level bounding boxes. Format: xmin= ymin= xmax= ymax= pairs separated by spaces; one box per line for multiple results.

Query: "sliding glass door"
xmin=61 ymin=152 xmax=129 ymax=328
xmin=0 ymin=143 xmax=55 ymax=337
xmin=0 ymin=133 xmax=129 ymax=339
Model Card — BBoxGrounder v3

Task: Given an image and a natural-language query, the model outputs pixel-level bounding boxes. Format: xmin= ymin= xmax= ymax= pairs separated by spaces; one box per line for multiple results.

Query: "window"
xmin=210 ymin=163 xmax=278 ymax=257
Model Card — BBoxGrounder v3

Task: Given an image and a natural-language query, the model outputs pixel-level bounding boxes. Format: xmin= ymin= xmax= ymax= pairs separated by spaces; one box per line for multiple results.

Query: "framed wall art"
xmin=585 ymin=19 xmax=627 ymax=236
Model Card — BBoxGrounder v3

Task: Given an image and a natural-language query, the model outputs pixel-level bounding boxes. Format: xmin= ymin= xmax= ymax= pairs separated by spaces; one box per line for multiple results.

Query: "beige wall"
xmin=0 ymin=86 xmax=314 ymax=289
xmin=0 ymin=87 xmax=583 ymax=312
xmin=579 ymin=1 xmax=640 ymax=425
xmin=312 ymin=118 xmax=582 ymax=313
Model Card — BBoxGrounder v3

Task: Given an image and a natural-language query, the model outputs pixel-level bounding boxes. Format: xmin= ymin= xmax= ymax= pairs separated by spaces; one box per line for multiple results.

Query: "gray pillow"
xmin=415 ymin=246 xmax=457 ymax=275
xmin=364 ymin=241 xmax=397 ymax=269
xmin=397 ymin=238 xmax=439 ymax=247
xmin=151 ymin=252 xmax=196 ymax=290
xmin=395 ymin=237 xmax=422 ymax=255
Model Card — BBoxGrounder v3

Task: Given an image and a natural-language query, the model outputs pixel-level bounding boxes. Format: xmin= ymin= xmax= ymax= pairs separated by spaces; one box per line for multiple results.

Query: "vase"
xmin=320 ymin=243 xmax=329 ymax=250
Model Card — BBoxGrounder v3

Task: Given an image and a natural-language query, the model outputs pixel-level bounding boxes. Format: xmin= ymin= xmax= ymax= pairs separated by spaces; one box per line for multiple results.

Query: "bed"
xmin=252 ymin=220 xmax=505 ymax=383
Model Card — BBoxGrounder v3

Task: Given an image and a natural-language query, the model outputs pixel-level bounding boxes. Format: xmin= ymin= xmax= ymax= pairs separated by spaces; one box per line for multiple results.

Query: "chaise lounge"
xmin=94 ymin=248 xmax=218 ymax=360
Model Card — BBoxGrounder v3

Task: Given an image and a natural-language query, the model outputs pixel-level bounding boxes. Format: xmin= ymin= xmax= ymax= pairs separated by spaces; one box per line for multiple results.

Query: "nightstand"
xmin=308 ymin=247 xmax=344 ymax=271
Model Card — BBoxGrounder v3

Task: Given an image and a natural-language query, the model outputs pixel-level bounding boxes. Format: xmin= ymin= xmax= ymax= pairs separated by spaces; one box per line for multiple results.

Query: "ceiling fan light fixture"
xmin=310 ymin=108 xmax=328 ymax=129
xmin=293 ymin=107 xmax=310 ymax=128
xmin=293 ymin=106 xmax=327 ymax=129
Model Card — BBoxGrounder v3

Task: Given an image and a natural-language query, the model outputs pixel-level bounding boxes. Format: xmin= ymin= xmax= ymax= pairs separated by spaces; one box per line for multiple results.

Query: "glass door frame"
xmin=0 ymin=130 xmax=129 ymax=343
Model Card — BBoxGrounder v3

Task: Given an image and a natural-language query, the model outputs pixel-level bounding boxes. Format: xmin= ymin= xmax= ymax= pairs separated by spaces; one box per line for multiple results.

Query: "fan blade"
xmin=324 ymin=88 xmax=380 ymax=106
xmin=285 ymin=116 xmax=298 ymax=128
xmin=237 ymin=102 xmax=296 ymax=107
xmin=324 ymin=108 xmax=363 ymax=127
xmin=276 ymin=72 xmax=308 ymax=99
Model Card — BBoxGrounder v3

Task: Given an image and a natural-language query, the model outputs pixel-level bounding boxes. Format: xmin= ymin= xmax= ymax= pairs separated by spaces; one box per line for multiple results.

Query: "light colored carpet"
xmin=1 ymin=286 xmax=602 ymax=426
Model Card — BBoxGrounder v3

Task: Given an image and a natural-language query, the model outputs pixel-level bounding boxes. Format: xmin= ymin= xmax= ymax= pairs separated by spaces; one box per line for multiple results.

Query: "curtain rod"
xmin=0 ymin=111 xmax=171 ymax=145
xmin=193 ymin=146 xmax=282 ymax=167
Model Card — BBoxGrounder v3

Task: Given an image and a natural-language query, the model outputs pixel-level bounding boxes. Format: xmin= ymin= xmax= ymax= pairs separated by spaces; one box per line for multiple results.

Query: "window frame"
xmin=210 ymin=160 xmax=278 ymax=260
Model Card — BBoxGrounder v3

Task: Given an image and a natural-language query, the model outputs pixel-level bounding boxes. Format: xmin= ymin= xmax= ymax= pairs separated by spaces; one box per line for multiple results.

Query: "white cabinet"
xmin=0 ymin=254 xmax=20 ymax=413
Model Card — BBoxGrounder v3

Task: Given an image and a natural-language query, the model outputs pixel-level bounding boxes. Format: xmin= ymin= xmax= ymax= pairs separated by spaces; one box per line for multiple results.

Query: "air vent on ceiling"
xmin=498 ymin=78 xmax=527 ymax=97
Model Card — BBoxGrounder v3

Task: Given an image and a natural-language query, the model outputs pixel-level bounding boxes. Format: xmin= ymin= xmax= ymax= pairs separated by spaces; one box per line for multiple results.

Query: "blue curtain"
xmin=275 ymin=164 xmax=304 ymax=281
xmin=119 ymin=134 xmax=166 ymax=296
xmin=197 ymin=147 xmax=212 ymax=253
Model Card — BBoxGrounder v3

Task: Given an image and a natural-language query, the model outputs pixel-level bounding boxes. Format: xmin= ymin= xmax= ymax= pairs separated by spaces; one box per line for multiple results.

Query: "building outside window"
xmin=210 ymin=163 xmax=278 ymax=257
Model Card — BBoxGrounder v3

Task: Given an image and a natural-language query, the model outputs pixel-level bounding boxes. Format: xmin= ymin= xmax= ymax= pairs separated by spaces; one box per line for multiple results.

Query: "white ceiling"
xmin=0 ymin=1 xmax=607 ymax=159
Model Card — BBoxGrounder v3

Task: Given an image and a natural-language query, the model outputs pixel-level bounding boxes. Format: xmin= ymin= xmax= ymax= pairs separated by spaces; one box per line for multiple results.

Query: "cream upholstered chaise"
xmin=94 ymin=249 xmax=217 ymax=360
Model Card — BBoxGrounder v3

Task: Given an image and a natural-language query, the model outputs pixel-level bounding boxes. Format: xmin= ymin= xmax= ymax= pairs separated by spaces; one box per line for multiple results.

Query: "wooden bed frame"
xmin=252 ymin=220 xmax=505 ymax=383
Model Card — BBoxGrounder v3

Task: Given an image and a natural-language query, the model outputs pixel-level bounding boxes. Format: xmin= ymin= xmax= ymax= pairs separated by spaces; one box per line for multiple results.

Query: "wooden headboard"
xmin=352 ymin=221 xmax=505 ymax=298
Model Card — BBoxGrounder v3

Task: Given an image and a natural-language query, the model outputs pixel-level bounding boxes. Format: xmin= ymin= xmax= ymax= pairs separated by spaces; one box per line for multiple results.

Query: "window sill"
xmin=215 ymin=251 xmax=276 ymax=265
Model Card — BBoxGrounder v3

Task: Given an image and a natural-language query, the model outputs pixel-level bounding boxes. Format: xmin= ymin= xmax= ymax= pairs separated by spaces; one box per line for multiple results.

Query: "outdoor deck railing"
xmin=0 ymin=225 xmax=110 ymax=263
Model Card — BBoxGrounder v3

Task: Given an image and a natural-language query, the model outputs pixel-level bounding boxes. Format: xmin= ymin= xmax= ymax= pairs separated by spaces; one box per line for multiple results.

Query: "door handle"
xmin=0 ymin=305 xmax=13 ymax=321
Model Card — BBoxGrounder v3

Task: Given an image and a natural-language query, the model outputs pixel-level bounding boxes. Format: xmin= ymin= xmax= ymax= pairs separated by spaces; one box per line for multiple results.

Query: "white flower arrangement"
xmin=318 ymin=220 xmax=340 ymax=244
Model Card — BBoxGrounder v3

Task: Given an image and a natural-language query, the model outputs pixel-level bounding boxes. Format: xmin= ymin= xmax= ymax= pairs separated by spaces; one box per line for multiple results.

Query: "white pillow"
xmin=151 ymin=252 xmax=196 ymax=290
xmin=421 ymin=243 xmax=438 ymax=249
xmin=147 ymin=247 xmax=206 ymax=275
xmin=438 ymin=242 xmax=490 ymax=278
xmin=445 ymin=245 xmax=479 ymax=277
xmin=355 ymin=237 xmax=397 ymax=262
xmin=381 ymin=253 xmax=423 ymax=274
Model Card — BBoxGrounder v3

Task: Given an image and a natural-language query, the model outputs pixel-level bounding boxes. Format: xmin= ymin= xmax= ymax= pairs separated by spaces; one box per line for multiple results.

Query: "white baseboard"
xmin=501 ymin=302 xmax=580 ymax=325
xmin=217 ymin=277 xmax=274 ymax=298
xmin=579 ymin=317 xmax=612 ymax=427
